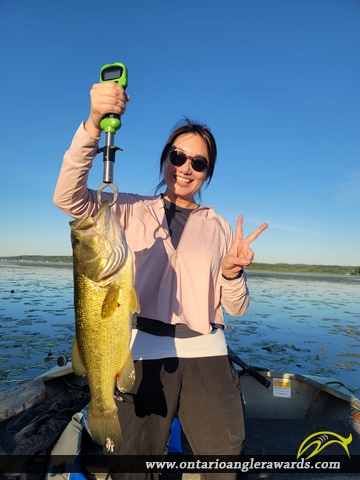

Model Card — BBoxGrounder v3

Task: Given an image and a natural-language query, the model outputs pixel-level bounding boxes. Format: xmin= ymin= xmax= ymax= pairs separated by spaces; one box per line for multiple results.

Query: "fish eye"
xmin=72 ymin=239 xmax=80 ymax=248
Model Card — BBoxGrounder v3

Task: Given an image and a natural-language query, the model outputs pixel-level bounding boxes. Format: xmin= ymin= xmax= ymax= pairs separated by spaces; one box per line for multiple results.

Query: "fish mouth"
xmin=70 ymin=201 xmax=128 ymax=282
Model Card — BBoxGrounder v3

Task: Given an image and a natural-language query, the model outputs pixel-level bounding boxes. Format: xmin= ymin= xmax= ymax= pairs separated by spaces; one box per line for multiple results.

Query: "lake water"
xmin=0 ymin=262 xmax=359 ymax=395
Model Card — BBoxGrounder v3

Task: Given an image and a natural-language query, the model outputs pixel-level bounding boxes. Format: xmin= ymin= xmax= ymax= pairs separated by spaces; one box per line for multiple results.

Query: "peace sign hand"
xmin=221 ymin=216 xmax=268 ymax=279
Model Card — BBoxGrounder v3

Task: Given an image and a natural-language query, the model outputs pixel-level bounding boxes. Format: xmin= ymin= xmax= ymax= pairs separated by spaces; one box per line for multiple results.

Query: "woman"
xmin=54 ymin=82 xmax=267 ymax=479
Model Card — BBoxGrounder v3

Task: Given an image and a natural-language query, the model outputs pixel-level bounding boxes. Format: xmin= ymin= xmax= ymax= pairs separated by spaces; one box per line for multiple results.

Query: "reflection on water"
xmin=0 ymin=263 xmax=74 ymax=390
xmin=0 ymin=263 xmax=359 ymax=395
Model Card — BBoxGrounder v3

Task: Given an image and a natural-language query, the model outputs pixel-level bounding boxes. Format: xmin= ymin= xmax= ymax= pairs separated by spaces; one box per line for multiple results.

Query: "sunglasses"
xmin=169 ymin=149 xmax=208 ymax=173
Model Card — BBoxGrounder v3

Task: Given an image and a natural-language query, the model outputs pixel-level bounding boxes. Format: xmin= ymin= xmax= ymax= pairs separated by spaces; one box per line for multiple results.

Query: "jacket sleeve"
xmin=220 ymin=272 xmax=249 ymax=317
xmin=53 ymin=122 xmax=101 ymax=219
xmin=219 ymin=221 xmax=250 ymax=317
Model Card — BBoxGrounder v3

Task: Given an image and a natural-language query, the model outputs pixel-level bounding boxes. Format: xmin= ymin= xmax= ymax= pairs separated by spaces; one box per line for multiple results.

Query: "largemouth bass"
xmin=70 ymin=201 xmax=140 ymax=453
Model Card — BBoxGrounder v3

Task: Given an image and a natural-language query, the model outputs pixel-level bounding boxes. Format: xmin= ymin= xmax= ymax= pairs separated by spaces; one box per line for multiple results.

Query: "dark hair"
xmin=155 ymin=117 xmax=217 ymax=196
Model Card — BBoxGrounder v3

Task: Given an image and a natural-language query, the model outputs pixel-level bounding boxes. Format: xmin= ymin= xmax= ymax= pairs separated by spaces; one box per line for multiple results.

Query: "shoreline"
xmin=246 ymin=269 xmax=360 ymax=283
xmin=1 ymin=260 xmax=359 ymax=282
xmin=0 ymin=260 xmax=72 ymax=268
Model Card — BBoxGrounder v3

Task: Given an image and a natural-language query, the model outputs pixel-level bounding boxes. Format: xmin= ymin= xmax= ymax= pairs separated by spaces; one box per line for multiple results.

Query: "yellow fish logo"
xmin=297 ymin=431 xmax=352 ymax=459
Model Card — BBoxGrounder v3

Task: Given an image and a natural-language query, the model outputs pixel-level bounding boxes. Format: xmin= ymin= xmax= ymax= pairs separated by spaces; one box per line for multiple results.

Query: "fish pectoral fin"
xmin=116 ymin=352 xmax=136 ymax=393
xmin=101 ymin=283 xmax=120 ymax=319
xmin=72 ymin=337 xmax=87 ymax=376
xmin=129 ymin=287 xmax=140 ymax=314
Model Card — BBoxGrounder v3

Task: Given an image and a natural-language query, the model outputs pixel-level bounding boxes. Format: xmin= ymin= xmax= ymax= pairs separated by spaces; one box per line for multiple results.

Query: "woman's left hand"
xmin=221 ymin=216 xmax=268 ymax=279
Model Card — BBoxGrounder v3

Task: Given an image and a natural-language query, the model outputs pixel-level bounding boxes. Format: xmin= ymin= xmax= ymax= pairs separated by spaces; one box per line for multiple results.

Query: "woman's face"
xmin=163 ymin=133 xmax=209 ymax=206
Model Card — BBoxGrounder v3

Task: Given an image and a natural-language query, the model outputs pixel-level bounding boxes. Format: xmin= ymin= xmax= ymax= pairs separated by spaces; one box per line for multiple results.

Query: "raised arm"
xmin=53 ymin=83 xmax=129 ymax=218
xmin=221 ymin=215 xmax=268 ymax=279
xmin=220 ymin=216 xmax=268 ymax=317
xmin=85 ymin=82 xmax=130 ymax=137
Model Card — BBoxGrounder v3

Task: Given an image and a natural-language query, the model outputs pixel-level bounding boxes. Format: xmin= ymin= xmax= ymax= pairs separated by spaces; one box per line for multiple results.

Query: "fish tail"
xmin=88 ymin=404 xmax=122 ymax=454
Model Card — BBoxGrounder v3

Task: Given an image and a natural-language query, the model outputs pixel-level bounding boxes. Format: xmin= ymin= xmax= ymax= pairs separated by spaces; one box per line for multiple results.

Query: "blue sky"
xmin=0 ymin=0 xmax=359 ymax=265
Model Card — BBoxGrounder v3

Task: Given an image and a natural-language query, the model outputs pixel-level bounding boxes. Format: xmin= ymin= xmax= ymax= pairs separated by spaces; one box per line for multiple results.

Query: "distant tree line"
xmin=247 ymin=262 xmax=360 ymax=276
xmin=0 ymin=255 xmax=72 ymax=264
xmin=1 ymin=256 xmax=359 ymax=276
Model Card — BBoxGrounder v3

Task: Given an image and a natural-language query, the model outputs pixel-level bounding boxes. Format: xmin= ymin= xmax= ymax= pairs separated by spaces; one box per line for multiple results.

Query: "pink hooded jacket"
xmin=54 ymin=123 xmax=249 ymax=335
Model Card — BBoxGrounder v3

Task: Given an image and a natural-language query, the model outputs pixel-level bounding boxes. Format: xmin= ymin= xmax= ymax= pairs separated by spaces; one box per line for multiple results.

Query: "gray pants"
xmin=108 ymin=355 xmax=246 ymax=480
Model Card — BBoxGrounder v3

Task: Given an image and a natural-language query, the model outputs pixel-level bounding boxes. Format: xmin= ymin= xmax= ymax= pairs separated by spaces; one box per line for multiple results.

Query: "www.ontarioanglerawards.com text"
xmin=145 ymin=457 xmax=341 ymax=473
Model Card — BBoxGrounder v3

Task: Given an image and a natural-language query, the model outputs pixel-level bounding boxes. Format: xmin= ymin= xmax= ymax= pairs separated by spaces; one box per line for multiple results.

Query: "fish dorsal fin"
xmin=71 ymin=337 xmax=87 ymax=376
xmin=101 ymin=283 xmax=120 ymax=319
xmin=129 ymin=287 xmax=140 ymax=314
xmin=116 ymin=352 xmax=136 ymax=393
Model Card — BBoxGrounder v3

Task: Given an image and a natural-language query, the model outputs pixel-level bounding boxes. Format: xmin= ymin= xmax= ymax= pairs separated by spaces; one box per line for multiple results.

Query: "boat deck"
xmin=246 ymin=418 xmax=359 ymax=479
xmin=2 ymin=368 xmax=359 ymax=479
xmin=161 ymin=417 xmax=360 ymax=480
